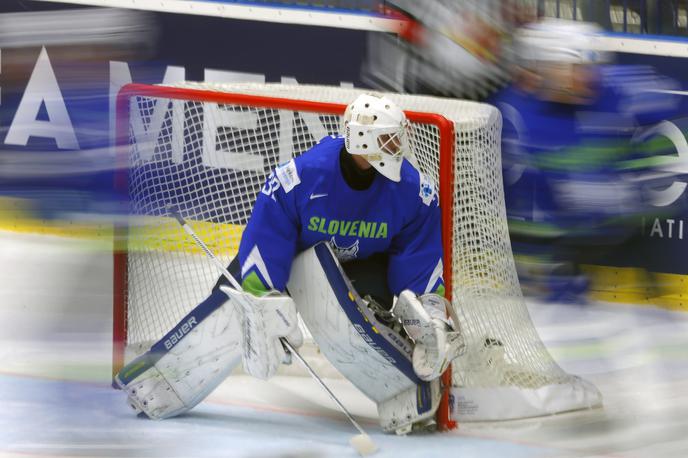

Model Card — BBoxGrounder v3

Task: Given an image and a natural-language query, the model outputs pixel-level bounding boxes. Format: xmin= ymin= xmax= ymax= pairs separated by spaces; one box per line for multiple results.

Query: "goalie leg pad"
xmin=378 ymin=378 xmax=441 ymax=434
xmin=287 ymin=242 xmax=441 ymax=433
xmin=115 ymin=289 xmax=242 ymax=419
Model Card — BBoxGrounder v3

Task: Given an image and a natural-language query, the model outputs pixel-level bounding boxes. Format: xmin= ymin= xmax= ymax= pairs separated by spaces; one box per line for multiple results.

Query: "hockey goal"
xmin=113 ymin=82 xmax=601 ymax=430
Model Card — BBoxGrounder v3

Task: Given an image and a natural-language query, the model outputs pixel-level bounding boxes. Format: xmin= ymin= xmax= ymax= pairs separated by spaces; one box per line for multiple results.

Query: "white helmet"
xmin=514 ymin=19 xmax=609 ymax=104
xmin=515 ymin=19 xmax=607 ymax=67
xmin=342 ymin=94 xmax=410 ymax=182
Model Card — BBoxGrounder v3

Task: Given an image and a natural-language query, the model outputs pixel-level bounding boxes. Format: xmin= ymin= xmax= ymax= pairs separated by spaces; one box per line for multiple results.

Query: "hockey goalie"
xmin=114 ymin=94 xmax=464 ymax=434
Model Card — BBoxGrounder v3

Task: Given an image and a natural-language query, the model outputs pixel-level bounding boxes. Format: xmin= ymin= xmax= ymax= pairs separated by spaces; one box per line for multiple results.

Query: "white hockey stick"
xmin=169 ymin=206 xmax=377 ymax=456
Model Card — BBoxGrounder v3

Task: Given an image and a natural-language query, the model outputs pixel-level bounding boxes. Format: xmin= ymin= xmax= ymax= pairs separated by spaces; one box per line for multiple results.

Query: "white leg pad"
xmin=115 ymin=290 xmax=242 ymax=419
xmin=378 ymin=379 xmax=441 ymax=434
xmin=288 ymin=242 xmax=440 ymax=434
xmin=120 ymin=365 xmax=186 ymax=419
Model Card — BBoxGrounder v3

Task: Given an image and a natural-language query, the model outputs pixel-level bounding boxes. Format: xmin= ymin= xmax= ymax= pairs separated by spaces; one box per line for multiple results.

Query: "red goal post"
xmin=113 ymin=82 xmax=601 ymax=431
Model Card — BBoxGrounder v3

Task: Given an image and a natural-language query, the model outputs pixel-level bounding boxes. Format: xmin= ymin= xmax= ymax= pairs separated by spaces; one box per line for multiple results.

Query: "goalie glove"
xmin=392 ymin=290 xmax=465 ymax=381
xmin=219 ymin=286 xmax=303 ymax=380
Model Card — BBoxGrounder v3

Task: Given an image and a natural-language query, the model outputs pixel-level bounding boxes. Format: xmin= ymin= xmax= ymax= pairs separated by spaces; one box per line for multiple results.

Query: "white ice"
xmin=1 ymin=230 xmax=688 ymax=457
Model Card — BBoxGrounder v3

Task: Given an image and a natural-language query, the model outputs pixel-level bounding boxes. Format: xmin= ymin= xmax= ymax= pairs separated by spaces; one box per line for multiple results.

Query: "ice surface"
xmin=2 ymin=230 xmax=688 ymax=457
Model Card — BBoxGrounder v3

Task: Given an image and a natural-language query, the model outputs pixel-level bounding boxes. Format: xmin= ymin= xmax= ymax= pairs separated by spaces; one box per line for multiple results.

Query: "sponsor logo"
xmin=642 ymin=216 xmax=685 ymax=239
xmin=163 ymin=316 xmax=198 ymax=350
xmin=632 ymin=121 xmax=688 ymax=207
xmin=275 ymin=159 xmax=300 ymax=193
xmin=308 ymin=216 xmax=388 ymax=239
xmin=309 ymin=192 xmax=328 ymax=200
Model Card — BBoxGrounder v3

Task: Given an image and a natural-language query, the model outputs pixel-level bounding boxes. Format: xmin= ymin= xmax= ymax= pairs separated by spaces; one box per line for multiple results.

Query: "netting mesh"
xmin=120 ymin=82 xmax=574 ymax=402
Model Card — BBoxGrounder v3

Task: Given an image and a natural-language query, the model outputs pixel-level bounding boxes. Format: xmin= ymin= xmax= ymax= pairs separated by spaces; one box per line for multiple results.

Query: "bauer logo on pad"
xmin=163 ymin=316 xmax=198 ymax=350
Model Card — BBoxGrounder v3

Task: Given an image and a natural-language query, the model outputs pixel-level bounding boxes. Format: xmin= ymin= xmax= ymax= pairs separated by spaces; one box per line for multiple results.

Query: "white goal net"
xmin=113 ymin=82 xmax=601 ymax=427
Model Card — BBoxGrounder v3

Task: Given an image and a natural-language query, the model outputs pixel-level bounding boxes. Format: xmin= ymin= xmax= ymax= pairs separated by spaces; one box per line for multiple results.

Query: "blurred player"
xmin=489 ymin=18 xmax=682 ymax=302
xmin=363 ymin=0 xmax=535 ymax=100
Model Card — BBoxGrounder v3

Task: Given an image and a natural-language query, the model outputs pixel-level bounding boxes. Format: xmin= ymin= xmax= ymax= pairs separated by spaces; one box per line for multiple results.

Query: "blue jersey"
xmin=238 ymin=135 xmax=445 ymax=297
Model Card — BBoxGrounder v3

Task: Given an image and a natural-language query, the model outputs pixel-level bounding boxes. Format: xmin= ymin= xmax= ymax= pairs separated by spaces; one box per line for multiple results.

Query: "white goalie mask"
xmin=342 ymin=94 xmax=410 ymax=182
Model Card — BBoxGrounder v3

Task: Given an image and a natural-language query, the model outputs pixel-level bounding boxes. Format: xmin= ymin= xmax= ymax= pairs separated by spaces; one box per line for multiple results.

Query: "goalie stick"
xmin=168 ymin=206 xmax=378 ymax=456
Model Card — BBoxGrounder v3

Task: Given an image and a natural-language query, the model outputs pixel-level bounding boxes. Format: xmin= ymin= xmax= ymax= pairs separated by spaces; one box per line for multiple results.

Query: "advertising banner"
xmin=2 ymin=0 xmax=688 ymax=287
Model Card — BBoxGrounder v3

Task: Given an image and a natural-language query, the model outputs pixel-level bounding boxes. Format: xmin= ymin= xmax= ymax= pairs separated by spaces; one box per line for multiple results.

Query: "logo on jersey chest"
xmin=330 ymin=237 xmax=359 ymax=262
xmin=307 ymin=216 xmax=388 ymax=239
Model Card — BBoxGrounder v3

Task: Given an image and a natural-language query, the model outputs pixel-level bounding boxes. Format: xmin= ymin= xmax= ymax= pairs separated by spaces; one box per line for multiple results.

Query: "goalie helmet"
xmin=342 ymin=94 xmax=410 ymax=182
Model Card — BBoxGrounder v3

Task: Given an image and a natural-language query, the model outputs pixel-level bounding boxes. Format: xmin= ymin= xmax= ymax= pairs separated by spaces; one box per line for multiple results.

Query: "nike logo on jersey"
xmin=309 ymin=193 xmax=328 ymax=200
